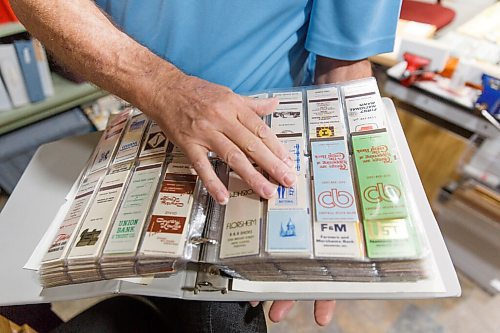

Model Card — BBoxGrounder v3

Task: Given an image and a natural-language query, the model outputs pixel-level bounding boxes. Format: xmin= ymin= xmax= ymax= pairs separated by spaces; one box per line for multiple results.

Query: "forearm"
xmin=314 ymin=56 xmax=372 ymax=84
xmin=11 ymin=0 xmax=297 ymax=205
xmin=10 ymin=0 xmax=181 ymax=114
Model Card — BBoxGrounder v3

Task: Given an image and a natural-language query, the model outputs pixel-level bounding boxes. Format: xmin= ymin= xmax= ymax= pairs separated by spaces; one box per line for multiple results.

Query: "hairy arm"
xmin=10 ymin=0 xmax=173 ymax=112
xmin=315 ymin=56 xmax=372 ymax=84
xmin=11 ymin=0 xmax=295 ymax=204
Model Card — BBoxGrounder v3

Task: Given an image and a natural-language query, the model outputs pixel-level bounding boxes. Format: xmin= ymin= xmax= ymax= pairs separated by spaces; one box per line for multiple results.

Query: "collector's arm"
xmin=315 ymin=56 xmax=373 ymax=84
xmin=10 ymin=0 xmax=295 ymax=205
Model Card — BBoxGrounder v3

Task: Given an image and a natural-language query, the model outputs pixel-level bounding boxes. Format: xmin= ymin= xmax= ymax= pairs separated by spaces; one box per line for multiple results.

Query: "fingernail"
xmin=249 ymin=301 xmax=259 ymax=307
xmin=284 ymin=172 xmax=296 ymax=186
xmin=263 ymin=184 xmax=277 ymax=198
xmin=216 ymin=190 xmax=229 ymax=205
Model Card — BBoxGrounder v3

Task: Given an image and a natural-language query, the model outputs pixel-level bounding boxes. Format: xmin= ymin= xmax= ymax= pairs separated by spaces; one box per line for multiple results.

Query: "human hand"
xmin=147 ymin=72 xmax=296 ymax=204
xmin=249 ymin=300 xmax=336 ymax=326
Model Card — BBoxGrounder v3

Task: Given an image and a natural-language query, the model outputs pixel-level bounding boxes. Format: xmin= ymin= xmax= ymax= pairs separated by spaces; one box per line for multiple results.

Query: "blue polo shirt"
xmin=96 ymin=0 xmax=400 ymax=92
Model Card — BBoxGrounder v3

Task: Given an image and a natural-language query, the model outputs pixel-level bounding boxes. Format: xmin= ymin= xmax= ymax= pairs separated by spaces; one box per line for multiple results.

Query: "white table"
xmin=0 ymin=132 xmax=100 ymax=305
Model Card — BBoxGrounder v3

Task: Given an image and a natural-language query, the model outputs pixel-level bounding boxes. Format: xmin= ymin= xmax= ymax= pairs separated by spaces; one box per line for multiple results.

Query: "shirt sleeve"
xmin=305 ymin=0 xmax=401 ymax=60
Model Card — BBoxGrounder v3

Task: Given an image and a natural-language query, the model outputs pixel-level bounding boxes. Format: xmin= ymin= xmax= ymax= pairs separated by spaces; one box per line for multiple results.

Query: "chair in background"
xmin=400 ymin=0 xmax=456 ymax=31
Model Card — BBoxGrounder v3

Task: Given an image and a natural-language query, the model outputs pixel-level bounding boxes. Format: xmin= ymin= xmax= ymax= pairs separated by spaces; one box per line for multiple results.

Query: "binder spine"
xmin=196 ymin=160 xmax=229 ymax=264
xmin=183 ymin=178 xmax=211 ymax=261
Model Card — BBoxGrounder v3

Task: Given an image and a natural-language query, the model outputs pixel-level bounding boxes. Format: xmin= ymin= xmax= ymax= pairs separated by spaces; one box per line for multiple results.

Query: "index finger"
xmin=237 ymin=106 xmax=294 ymax=169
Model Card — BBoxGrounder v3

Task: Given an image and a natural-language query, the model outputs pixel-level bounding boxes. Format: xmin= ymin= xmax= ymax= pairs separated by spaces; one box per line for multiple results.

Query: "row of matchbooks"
xmin=36 ymin=78 xmax=430 ymax=288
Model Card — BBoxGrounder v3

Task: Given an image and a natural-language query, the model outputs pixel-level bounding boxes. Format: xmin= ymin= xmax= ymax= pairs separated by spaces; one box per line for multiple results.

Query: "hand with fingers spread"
xmin=147 ymin=73 xmax=297 ymax=204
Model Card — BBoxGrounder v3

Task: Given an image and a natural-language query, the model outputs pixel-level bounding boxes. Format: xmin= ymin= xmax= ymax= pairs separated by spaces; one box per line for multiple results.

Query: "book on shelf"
xmin=0 ymin=38 xmax=54 ymax=110
xmin=0 ymin=74 xmax=11 ymax=111
xmin=0 ymin=43 xmax=29 ymax=108
xmin=25 ymin=77 xmax=460 ymax=301
xmin=14 ymin=39 xmax=45 ymax=103
xmin=32 ymin=38 xmax=54 ymax=98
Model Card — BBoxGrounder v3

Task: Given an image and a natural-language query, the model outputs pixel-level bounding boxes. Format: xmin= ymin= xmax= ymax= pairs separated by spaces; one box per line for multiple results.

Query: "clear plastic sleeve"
xmin=38 ymin=78 xmax=433 ymax=288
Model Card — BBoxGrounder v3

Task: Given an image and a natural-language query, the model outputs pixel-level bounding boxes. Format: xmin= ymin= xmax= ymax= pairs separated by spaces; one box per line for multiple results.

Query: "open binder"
xmin=25 ymin=78 xmax=461 ymax=302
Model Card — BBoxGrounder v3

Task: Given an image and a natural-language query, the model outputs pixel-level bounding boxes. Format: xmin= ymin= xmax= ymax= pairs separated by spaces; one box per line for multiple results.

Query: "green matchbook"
xmin=352 ymin=130 xmax=408 ymax=221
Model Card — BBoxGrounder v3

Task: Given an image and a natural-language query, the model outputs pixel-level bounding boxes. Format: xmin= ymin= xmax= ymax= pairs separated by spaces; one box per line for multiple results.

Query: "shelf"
xmin=0 ymin=22 xmax=25 ymax=38
xmin=0 ymin=73 xmax=108 ymax=135
xmin=384 ymin=79 xmax=499 ymax=139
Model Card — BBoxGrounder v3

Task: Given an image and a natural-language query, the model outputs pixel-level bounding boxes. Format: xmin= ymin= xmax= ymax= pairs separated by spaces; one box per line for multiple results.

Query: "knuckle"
xmin=224 ymin=148 xmax=245 ymax=166
xmin=213 ymin=93 xmax=237 ymax=111
xmin=208 ymin=98 xmax=229 ymax=114
xmin=277 ymin=146 xmax=290 ymax=161
xmin=245 ymin=173 xmax=262 ymax=189
xmin=193 ymin=119 xmax=212 ymax=132
xmin=244 ymin=139 xmax=260 ymax=154
xmin=270 ymin=162 xmax=286 ymax=179
xmin=236 ymin=108 xmax=251 ymax=123
xmin=208 ymin=103 xmax=225 ymax=118
xmin=255 ymin=123 xmax=270 ymax=139
xmin=203 ymin=177 xmax=219 ymax=193
xmin=192 ymin=157 xmax=208 ymax=172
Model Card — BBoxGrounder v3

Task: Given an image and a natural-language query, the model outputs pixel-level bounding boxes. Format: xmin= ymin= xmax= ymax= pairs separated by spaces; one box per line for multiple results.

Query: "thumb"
xmin=244 ymin=97 xmax=279 ymax=116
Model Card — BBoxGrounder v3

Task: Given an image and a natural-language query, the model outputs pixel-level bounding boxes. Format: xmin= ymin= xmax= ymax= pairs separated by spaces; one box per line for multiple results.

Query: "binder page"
xmin=24 ymin=81 xmax=460 ymax=301
xmin=226 ymin=98 xmax=459 ymax=299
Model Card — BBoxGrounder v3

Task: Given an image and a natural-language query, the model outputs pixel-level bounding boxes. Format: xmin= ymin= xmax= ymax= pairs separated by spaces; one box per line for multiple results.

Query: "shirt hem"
xmin=305 ymin=36 xmax=396 ymax=61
